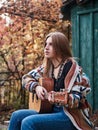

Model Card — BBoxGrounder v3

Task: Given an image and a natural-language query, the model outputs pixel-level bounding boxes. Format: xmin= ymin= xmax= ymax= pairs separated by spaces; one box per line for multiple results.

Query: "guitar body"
xmin=29 ymin=93 xmax=41 ymax=112
xmin=29 ymin=77 xmax=54 ymax=113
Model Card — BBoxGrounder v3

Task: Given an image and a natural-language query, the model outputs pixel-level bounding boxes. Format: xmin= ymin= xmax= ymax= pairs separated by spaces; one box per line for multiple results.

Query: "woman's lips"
xmin=45 ymin=51 xmax=49 ymax=55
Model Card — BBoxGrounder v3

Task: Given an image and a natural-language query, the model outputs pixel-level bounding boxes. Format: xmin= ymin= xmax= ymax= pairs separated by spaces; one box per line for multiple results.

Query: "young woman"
xmin=8 ymin=32 xmax=93 ymax=130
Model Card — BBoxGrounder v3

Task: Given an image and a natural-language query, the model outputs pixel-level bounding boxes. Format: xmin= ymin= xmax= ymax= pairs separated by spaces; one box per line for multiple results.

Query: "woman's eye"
xmin=45 ymin=42 xmax=52 ymax=47
xmin=50 ymin=42 xmax=52 ymax=45
xmin=49 ymin=42 xmax=52 ymax=46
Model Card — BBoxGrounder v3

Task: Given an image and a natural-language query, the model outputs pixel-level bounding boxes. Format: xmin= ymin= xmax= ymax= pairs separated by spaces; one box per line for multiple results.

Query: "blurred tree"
xmin=0 ymin=0 xmax=71 ymax=107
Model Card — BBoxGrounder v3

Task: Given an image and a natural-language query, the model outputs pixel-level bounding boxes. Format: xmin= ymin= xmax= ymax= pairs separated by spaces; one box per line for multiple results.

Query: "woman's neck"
xmin=52 ymin=58 xmax=62 ymax=69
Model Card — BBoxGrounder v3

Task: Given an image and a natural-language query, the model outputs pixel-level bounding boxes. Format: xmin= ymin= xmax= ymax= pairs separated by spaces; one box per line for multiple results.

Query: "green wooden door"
xmin=71 ymin=1 xmax=98 ymax=111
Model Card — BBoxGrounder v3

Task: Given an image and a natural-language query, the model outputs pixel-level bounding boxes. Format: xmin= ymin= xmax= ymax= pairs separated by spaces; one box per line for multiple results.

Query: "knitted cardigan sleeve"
xmin=67 ymin=72 xmax=91 ymax=108
xmin=22 ymin=65 xmax=44 ymax=92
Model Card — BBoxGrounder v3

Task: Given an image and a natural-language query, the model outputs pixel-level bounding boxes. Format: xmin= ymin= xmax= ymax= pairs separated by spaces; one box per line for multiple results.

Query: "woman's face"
xmin=44 ymin=36 xmax=55 ymax=59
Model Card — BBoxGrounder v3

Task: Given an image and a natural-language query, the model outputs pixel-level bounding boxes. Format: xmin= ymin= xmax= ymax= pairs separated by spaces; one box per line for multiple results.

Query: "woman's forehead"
xmin=46 ymin=36 xmax=52 ymax=43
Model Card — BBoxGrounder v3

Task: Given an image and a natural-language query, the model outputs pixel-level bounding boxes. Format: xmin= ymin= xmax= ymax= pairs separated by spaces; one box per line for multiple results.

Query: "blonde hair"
xmin=43 ymin=32 xmax=72 ymax=77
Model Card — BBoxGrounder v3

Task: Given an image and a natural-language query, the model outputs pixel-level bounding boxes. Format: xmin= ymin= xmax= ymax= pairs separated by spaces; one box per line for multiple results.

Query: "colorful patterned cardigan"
xmin=22 ymin=58 xmax=94 ymax=130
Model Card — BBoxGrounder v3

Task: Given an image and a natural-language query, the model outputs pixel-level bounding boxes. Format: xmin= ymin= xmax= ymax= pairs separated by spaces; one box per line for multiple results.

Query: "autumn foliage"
xmin=0 ymin=0 xmax=71 ymax=123
xmin=0 ymin=0 xmax=71 ymax=79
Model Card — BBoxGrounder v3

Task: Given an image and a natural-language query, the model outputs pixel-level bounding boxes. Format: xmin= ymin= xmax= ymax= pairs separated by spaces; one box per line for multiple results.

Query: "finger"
xmin=39 ymin=93 xmax=44 ymax=100
xmin=48 ymin=93 xmax=54 ymax=103
xmin=48 ymin=94 xmax=51 ymax=101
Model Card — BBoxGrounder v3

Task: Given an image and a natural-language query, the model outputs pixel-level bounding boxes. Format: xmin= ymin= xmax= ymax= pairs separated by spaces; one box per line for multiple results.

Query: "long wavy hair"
xmin=43 ymin=32 xmax=72 ymax=77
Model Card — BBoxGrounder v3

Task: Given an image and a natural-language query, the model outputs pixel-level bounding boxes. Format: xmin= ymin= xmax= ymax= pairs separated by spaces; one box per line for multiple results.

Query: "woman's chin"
xmin=45 ymin=55 xmax=50 ymax=58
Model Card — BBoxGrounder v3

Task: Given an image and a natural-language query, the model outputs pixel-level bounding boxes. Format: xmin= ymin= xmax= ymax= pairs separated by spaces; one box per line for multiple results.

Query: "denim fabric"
xmin=8 ymin=106 xmax=77 ymax=130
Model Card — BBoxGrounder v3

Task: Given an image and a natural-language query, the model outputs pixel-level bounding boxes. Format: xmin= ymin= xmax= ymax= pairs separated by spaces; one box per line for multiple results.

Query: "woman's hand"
xmin=35 ymin=86 xmax=48 ymax=100
xmin=47 ymin=91 xmax=54 ymax=104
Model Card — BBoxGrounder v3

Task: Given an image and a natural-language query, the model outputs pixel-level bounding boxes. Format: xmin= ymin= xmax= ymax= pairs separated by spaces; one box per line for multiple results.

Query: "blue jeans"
xmin=8 ymin=106 xmax=77 ymax=130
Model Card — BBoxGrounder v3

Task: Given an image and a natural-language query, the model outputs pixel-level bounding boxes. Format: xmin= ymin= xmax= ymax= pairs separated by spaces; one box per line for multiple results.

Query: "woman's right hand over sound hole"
xmin=35 ymin=86 xmax=48 ymax=100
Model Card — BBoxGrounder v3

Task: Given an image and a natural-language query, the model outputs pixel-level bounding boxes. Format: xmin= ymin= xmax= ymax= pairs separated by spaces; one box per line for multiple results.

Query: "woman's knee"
xmin=21 ymin=117 xmax=36 ymax=130
xmin=11 ymin=110 xmax=21 ymax=120
xmin=10 ymin=110 xmax=28 ymax=123
xmin=11 ymin=109 xmax=38 ymax=119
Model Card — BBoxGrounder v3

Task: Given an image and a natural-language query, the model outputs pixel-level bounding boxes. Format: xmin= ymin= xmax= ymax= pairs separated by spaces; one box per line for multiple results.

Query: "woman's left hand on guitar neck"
xmin=35 ymin=86 xmax=48 ymax=100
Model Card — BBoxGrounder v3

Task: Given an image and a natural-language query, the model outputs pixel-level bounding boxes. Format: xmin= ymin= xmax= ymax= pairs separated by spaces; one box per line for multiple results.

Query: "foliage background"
xmin=0 ymin=0 xmax=72 ymax=123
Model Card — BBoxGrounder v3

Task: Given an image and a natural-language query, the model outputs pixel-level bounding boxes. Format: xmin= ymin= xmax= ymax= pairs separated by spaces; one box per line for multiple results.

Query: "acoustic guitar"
xmin=29 ymin=77 xmax=54 ymax=113
xmin=29 ymin=77 xmax=68 ymax=113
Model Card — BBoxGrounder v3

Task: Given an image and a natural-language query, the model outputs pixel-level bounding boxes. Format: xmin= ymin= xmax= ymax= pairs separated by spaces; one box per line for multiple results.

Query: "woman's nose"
xmin=45 ymin=44 xmax=49 ymax=49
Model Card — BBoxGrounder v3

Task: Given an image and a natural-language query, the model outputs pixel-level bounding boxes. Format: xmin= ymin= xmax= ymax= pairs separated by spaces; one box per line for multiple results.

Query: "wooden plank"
xmin=93 ymin=11 xmax=98 ymax=110
xmin=71 ymin=8 xmax=79 ymax=57
xmin=79 ymin=13 xmax=93 ymax=106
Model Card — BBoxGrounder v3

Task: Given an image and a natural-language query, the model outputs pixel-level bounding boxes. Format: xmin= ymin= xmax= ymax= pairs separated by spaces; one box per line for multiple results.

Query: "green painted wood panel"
xmin=71 ymin=2 xmax=98 ymax=110
xmin=78 ymin=13 xmax=93 ymax=107
xmin=93 ymin=12 xmax=98 ymax=111
xmin=71 ymin=8 xmax=79 ymax=57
